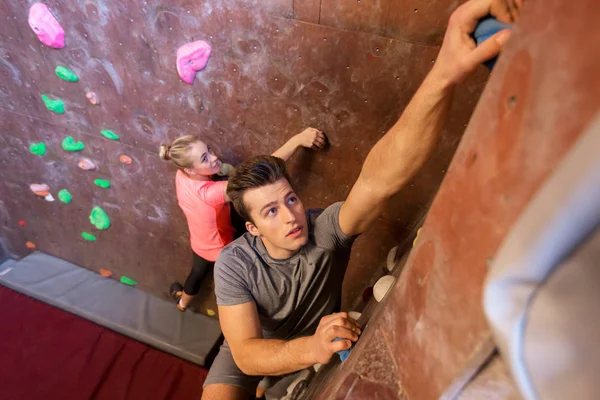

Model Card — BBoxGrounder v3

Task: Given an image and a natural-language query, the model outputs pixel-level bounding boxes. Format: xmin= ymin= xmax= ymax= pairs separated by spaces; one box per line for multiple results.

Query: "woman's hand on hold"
xmin=297 ymin=128 xmax=327 ymax=150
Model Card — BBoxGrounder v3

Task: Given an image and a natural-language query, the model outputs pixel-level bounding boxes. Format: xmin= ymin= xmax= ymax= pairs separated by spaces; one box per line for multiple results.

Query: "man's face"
xmin=244 ymin=178 xmax=308 ymax=259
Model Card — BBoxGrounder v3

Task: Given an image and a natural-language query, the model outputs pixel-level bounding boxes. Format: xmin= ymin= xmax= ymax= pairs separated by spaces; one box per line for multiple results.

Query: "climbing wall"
xmin=0 ymin=0 xmax=486 ymax=310
xmin=309 ymin=0 xmax=600 ymax=398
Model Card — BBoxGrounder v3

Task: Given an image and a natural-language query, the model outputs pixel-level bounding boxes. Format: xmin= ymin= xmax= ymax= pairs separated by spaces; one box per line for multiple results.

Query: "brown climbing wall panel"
xmin=311 ymin=0 xmax=600 ymax=398
xmin=0 ymin=0 xmax=484 ymax=309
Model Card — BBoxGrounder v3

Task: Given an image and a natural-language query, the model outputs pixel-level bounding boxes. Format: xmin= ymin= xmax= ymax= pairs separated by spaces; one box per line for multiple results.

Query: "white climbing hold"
xmin=44 ymin=193 xmax=55 ymax=202
xmin=386 ymin=246 xmax=399 ymax=272
xmin=373 ymin=275 xmax=396 ymax=302
xmin=348 ymin=311 xmax=362 ymax=321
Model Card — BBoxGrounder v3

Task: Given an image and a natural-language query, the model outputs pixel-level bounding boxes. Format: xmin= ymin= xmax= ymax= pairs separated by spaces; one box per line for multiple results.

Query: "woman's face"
xmin=189 ymin=141 xmax=222 ymax=176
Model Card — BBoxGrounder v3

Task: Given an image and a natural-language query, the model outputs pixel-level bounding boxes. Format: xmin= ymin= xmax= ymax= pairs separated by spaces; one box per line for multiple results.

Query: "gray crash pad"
xmin=0 ymin=251 xmax=221 ymax=367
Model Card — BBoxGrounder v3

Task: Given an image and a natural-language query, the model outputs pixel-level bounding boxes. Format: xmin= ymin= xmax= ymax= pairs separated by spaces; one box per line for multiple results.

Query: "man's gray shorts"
xmin=203 ymin=341 xmax=263 ymax=394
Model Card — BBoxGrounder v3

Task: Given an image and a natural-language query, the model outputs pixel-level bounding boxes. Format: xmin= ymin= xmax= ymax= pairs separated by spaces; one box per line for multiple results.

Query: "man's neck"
xmin=261 ymin=238 xmax=299 ymax=260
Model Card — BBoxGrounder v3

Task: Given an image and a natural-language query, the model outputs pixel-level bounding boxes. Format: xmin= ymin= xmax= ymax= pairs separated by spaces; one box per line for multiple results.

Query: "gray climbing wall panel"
xmin=0 ymin=0 xmax=487 ymax=310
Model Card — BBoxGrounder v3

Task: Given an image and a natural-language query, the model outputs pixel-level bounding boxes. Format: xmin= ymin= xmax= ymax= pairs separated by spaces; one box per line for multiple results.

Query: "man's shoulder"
xmin=216 ymin=233 xmax=257 ymax=269
xmin=307 ymin=202 xmax=343 ymax=232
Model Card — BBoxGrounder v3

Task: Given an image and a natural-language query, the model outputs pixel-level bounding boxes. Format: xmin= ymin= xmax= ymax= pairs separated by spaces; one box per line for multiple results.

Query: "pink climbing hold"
xmin=176 ymin=40 xmax=212 ymax=84
xmin=78 ymin=158 xmax=97 ymax=171
xmin=28 ymin=3 xmax=65 ymax=49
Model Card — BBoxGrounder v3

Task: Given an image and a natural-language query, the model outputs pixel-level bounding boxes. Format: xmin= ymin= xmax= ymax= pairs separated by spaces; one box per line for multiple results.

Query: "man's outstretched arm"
xmin=339 ymin=0 xmax=514 ymax=237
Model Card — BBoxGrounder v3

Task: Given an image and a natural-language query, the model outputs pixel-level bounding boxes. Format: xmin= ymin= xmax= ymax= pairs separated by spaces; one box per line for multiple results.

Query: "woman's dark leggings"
xmin=183 ymin=206 xmax=246 ymax=296
xmin=183 ymin=253 xmax=214 ymax=296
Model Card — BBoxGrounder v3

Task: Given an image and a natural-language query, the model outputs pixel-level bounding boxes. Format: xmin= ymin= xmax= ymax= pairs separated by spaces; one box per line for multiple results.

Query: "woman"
xmin=159 ymin=128 xmax=326 ymax=311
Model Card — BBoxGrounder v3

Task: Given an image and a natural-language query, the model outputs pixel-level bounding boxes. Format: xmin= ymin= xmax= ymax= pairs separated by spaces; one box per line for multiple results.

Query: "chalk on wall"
xmin=78 ymin=158 xmax=97 ymax=171
xmin=100 ymin=130 xmax=119 ymax=141
xmin=89 ymin=206 xmax=110 ymax=230
xmin=81 ymin=232 xmax=96 ymax=241
xmin=41 ymin=94 xmax=65 ymax=114
xmin=94 ymin=179 xmax=111 ymax=189
xmin=55 ymin=66 xmax=78 ymax=82
xmin=176 ymin=40 xmax=212 ymax=84
xmin=62 ymin=136 xmax=85 ymax=152
xmin=28 ymin=3 xmax=65 ymax=49
xmin=29 ymin=142 xmax=47 ymax=156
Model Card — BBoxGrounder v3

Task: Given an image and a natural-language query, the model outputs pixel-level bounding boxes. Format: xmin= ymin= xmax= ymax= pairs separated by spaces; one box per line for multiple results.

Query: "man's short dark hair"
xmin=227 ymin=155 xmax=290 ymax=222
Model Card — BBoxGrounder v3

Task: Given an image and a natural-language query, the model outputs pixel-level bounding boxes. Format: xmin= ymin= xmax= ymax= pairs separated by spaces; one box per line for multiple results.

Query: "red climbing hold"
xmin=119 ymin=155 xmax=133 ymax=164
xmin=25 ymin=241 xmax=36 ymax=249
xmin=362 ymin=286 xmax=373 ymax=303
xmin=368 ymin=55 xmax=374 ymax=61
xmin=18 ymin=220 xmax=26 ymax=227
xmin=99 ymin=268 xmax=112 ymax=278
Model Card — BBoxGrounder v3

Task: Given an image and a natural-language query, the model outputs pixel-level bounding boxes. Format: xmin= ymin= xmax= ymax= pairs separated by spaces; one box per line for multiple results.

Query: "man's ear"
xmin=246 ymin=221 xmax=261 ymax=237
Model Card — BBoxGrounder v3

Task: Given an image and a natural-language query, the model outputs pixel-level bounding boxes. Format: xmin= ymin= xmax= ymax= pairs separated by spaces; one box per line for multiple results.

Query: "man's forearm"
xmin=233 ymin=336 xmax=316 ymax=376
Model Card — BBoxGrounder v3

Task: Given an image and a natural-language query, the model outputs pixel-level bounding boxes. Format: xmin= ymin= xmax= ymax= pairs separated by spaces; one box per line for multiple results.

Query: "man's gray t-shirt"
xmin=214 ymin=202 xmax=355 ymax=340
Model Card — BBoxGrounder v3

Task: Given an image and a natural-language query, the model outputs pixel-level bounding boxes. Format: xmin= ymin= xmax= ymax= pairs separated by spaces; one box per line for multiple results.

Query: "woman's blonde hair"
xmin=159 ymin=135 xmax=201 ymax=170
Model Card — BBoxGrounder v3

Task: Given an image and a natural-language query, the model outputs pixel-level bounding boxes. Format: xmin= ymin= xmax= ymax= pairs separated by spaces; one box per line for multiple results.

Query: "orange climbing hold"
xmin=85 ymin=90 xmax=99 ymax=105
xmin=119 ymin=155 xmax=132 ymax=164
xmin=29 ymin=183 xmax=50 ymax=197
xmin=78 ymin=158 xmax=97 ymax=171
xmin=99 ymin=268 xmax=112 ymax=278
xmin=25 ymin=241 xmax=36 ymax=249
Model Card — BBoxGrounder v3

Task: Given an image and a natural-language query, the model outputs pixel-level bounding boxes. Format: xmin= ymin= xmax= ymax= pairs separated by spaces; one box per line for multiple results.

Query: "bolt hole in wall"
xmin=507 ymin=95 xmax=517 ymax=109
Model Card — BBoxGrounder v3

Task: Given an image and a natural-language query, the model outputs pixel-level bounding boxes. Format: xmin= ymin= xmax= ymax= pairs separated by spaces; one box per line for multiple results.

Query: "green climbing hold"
xmin=55 ymin=66 xmax=79 ymax=82
xmin=89 ymin=206 xmax=110 ymax=230
xmin=100 ymin=130 xmax=119 ymax=141
xmin=120 ymin=276 xmax=137 ymax=286
xmin=94 ymin=179 xmax=111 ymax=189
xmin=58 ymin=189 xmax=72 ymax=204
xmin=29 ymin=142 xmax=47 ymax=156
xmin=62 ymin=136 xmax=85 ymax=152
xmin=41 ymin=94 xmax=65 ymax=114
xmin=81 ymin=232 xmax=96 ymax=241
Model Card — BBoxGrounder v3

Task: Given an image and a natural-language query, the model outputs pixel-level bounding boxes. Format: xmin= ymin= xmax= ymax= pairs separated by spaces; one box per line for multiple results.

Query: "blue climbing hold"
xmin=333 ymin=338 xmax=353 ymax=362
xmin=473 ymin=16 xmax=512 ymax=70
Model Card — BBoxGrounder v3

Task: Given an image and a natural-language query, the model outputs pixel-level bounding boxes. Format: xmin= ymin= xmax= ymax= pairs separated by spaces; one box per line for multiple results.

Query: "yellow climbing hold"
xmin=206 ymin=309 xmax=216 ymax=316
xmin=412 ymin=227 xmax=422 ymax=247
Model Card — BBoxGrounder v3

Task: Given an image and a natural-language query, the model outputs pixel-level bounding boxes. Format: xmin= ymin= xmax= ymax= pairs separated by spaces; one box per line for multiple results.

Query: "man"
xmin=203 ymin=0 xmax=519 ymax=397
